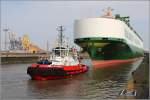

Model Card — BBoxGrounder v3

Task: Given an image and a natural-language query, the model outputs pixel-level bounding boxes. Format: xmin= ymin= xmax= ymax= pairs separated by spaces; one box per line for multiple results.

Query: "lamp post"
xmin=3 ymin=28 xmax=9 ymax=51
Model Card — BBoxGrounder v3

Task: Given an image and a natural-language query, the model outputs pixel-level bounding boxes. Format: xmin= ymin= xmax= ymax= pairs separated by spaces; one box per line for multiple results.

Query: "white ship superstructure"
xmin=74 ymin=8 xmax=144 ymax=60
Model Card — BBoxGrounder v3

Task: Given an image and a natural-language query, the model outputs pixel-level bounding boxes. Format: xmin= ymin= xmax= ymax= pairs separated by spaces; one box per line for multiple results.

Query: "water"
xmin=1 ymin=59 xmax=143 ymax=99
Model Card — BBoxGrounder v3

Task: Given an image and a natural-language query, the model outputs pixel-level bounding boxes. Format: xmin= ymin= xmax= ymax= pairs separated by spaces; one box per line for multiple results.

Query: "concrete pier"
xmin=118 ymin=52 xmax=149 ymax=99
xmin=0 ymin=52 xmax=51 ymax=64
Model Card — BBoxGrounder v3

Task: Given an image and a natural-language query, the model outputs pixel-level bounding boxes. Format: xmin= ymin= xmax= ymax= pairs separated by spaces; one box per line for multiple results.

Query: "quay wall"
xmin=1 ymin=52 xmax=50 ymax=64
xmin=118 ymin=52 xmax=149 ymax=99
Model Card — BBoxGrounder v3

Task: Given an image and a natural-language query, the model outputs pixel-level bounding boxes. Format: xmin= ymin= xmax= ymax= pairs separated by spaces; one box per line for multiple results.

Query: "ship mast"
xmin=57 ymin=26 xmax=65 ymax=47
xmin=56 ymin=26 xmax=65 ymax=57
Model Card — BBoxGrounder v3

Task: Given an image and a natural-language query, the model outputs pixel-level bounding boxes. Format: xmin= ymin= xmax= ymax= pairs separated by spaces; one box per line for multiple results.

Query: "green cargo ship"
xmin=74 ymin=8 xmax=144 ymax=60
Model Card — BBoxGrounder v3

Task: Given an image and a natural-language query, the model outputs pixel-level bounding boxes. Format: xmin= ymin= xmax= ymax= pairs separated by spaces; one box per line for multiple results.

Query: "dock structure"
xmin=0 ymin=51 xmax=51 ymax=64
xmin=0 ymin=32 xmax=50 ymax=64
xmin=118 ymin=51 xmax=149 ymax=99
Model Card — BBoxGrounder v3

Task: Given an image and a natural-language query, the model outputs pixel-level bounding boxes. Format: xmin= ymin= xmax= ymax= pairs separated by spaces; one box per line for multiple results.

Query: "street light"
xmin=3 ymin=28 xmax=9 ymax=51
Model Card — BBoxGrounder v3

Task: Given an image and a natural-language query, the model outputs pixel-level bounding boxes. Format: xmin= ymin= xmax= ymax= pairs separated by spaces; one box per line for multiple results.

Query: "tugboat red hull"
xmin=29 ymin=74 xmax=70 ymax=80
xmin=27 ymin=64 xmax=88 ymax=80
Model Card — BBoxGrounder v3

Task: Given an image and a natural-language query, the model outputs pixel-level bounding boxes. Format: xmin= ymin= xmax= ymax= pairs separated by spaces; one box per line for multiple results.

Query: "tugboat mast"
xmin=57 ymin=26 xmax=65 ymax=47
xmin=57 ymin=26 xmax=65 ymax=57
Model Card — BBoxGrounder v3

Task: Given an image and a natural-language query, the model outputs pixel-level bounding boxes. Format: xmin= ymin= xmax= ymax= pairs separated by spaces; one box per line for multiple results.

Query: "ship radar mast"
xmin=102 ymin=7 xmax=114 ymax=18
xmin=57 ymin=26 xmax=65 ymax=47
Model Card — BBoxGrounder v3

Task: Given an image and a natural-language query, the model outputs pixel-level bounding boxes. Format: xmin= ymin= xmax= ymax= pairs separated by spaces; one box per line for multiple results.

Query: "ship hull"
xmin=92 ymin=57 xmax=143 ymax=68
xmin=27 ymin=64 xmax=88 ymax=80
xmin=75 ymin=37 xmax=144 ymax=60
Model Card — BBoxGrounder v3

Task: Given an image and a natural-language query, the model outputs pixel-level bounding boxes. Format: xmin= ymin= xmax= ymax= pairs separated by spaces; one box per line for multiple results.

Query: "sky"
xmin=0 ymin=1 xmax=149 ymax=50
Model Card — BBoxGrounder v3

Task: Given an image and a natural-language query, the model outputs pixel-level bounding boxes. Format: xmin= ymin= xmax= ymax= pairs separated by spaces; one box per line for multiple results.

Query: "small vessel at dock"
xmin=27 ymin=26 xmax=88 ymax=80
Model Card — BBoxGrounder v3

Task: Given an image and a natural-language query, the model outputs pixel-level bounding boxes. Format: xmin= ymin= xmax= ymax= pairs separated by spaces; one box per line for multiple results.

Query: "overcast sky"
xmin=1 ymin=1 xmax=149 ymax=50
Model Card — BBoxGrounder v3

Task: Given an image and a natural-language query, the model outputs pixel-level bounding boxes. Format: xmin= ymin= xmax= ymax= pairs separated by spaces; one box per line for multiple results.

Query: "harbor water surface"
xmin=1 ymin=59 xmax=143 ymax=99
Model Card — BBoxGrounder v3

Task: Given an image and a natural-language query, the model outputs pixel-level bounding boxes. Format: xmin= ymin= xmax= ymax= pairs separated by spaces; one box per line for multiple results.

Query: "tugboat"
xmin=27 ymin=26 xmax=88 ymax=80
